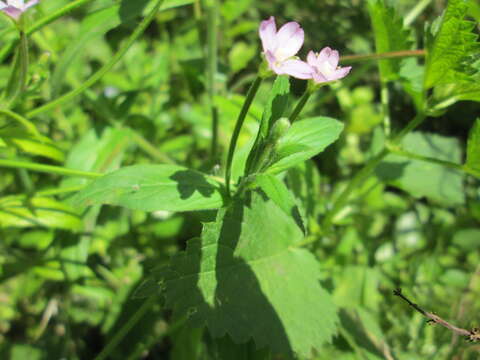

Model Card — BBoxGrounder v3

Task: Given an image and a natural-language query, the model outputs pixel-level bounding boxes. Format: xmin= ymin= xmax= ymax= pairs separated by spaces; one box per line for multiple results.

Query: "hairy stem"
xmin=225 ymin=76 xmax=262 ymax=196
xmin=341 ymin=49 xmax=425 ymax=64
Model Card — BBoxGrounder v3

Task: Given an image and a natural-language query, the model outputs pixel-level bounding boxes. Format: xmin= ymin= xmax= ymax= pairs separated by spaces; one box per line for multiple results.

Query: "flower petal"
xmin=8 ymin=0 xmax=23 ymax=8
xmin=278 ymin=59 xmax=313 ymax=79
xmin=264 ymin=50 xmax=278 ymax=71
xmin=331 ymin=66 xmax=352 ymax=81
xmin=317 ymin=46 xmax=333 ymax=63
xmin=0 ymin=2 xmax=7 ymax=9
xmin=312 ymin=72 xmax=328 ymax=83
xmin=306 ymin=50 xmax=317 ymax=66
xmin=259 ymin=16 xmax=277 ymax=53
xmin=24 ymin=0 xmax=38 ymax=10
xmin=1 ymin=6 xmax=22 ymax=19
xmin=274 ymin=21 xmax=304 ymax=59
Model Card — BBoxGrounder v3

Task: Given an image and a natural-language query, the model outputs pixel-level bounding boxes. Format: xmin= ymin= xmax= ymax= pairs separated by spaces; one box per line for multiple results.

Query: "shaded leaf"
xmin=376 ymin=132 xmax=464 ymax=205
xmin=162 ymin=191 xmax=337 ymax=357
xmin=466 ymin=118 xmax=480 ymax=172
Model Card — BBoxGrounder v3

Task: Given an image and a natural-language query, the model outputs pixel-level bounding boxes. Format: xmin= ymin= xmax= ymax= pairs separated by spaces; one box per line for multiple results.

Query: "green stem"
xmin=341 ymin=49 xmax=425 ymax=64
xmin=289 ymin=90 xmax=311 ymax=123
xmin=391 ymin=113 xmax=426 ymax=144
xmin=26 ymin=0 xmax=165 ymax=118
xmin=94 ymin=296 xmax=158 ymax=360
xmin=0 ymin=108 xmax=41 ymax=137
xmin=225 ymin=76 xmax=262 ymax=196
xmin=131 ymin=133 xmax=175 ymax=164
xmin=125 ymin=314 xmax=188 ymax=360
xmin=0 ymin=0 xmax=95 ymax=63
xmin=404 ymin=0 xmax=432 ymax=26
xmin=322 ymin=113 xmax=426 ymax=231
xmin=380 ymin=84 xmax=391 ymax=137
xmin=0 ymin=159 xmax=102 ymax=178
xmin=388 ymin=145 xmax=477 ymax=176
xmin=205 ymin=0 xmax=219 ymax=164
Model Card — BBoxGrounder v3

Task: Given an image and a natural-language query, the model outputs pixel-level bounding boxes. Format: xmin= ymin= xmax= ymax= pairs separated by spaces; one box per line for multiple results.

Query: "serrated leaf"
xmin=376 ymin=132 xmax=464 ymax=205
xmin=466 ymin=118 xmax=480 ymax=172
xmin=430 ymin=60 xmax=480 ymax=110
xmin=253 ymin=173 xmax=305 ymax=234
xmin=162 ymin=191 xmax=337 ymax=357
xmin=0 ymin=196 xmax=82 ymax=230
xmin=266 ymin=117 xmax=344 ymax=174
xmin=0 ymin=128 xmax=65 ymax=162
xmin=73 ymin=164 xmax=224 ymax=212
xmin=367 ymin=0 xmax=412 ymax=81
xmin=424 ymin=0 xmax=480 ymax=89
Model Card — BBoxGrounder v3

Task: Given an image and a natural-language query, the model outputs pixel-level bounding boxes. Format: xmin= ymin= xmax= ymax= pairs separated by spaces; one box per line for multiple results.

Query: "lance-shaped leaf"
xmin=73 ymin=164 xmax=224 ymax=212
xmin=367 ymin=0 xmax=412 ymax=82
xmin=0 ymin=196 xmax=82 ymax=230
xmin=162 ymin=191 xmax=337 ymax=357
xmin=0 ymin=128 xmax=65 ymax=162
xmin=265 ymin=116 xmax=344 ymax=174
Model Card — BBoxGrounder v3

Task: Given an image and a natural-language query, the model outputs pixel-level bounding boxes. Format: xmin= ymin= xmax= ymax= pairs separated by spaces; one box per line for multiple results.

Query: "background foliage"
xmin=0 ymin=0 xmax=479 ymax=359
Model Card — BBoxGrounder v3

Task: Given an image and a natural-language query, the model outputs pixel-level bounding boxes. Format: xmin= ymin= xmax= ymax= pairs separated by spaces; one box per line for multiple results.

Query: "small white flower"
xmin=0 ymin=0 xmax=39 ymax=20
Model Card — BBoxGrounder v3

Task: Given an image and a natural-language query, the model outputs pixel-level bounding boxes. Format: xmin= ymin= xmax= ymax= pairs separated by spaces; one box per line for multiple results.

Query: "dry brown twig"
xmin=393 ymin=288 xmax=480 ymax=342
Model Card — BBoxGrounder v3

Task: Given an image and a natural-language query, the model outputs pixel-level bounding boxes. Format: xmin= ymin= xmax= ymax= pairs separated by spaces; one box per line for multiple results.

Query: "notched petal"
xmin=280 ymin=59 xmax=313 ymax=80
xmin=259 ymin=16 xmax=277 ymax=52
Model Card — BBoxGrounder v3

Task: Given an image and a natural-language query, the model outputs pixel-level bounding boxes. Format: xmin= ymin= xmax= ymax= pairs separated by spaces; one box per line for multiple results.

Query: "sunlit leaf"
xmin=161 ymin=191 xmax=337 ymax=357
xmin=73 ymin=164 xmax=225 ymax=212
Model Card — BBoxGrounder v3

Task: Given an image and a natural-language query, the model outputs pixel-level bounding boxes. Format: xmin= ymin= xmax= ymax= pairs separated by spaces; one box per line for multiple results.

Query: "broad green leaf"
xmin=253 ymin=173 xmax=305 ymax=233
xmin=466 ymin=118 xmax=480 ymax=172
xmin=424 ymin=0 xmax=480 ymax=89
xmin=0 ymin=128 xmax=64 ymax=162
xmin=367 ymin=0 xmax=412 ymax=81
xmin=376 ymin=132 xmax=464 ymax=205
xmin=73 ymin=164 xmax=224 ymax=212
xmin=0 ymin=196 xmax=82 ymax=230
xmin=266 ymin=117 xmax=344 ymax=174
xmin=162 ymin=191 xmax=337 ymax=357
xmin=170 ymin=327 xmax=205 ymax=360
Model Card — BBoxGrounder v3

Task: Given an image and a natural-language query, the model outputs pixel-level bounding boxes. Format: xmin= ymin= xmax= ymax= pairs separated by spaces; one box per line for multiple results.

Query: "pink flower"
xmin=307 ymin=47 xmax=351 ymax=83
xmin=0 ymin=0 xmax=38 ymax=20
xmin=259 ymin=16 xmax=313 ymax=80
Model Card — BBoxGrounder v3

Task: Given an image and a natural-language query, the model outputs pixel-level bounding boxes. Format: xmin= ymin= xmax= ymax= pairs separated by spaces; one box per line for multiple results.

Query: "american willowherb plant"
xmin=0 ymin=0 xmax=479 ymax=358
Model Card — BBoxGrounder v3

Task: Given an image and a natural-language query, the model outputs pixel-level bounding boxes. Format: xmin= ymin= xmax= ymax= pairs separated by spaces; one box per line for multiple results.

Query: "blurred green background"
xmin=0 ymin=0 xmax=479 ymax=359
